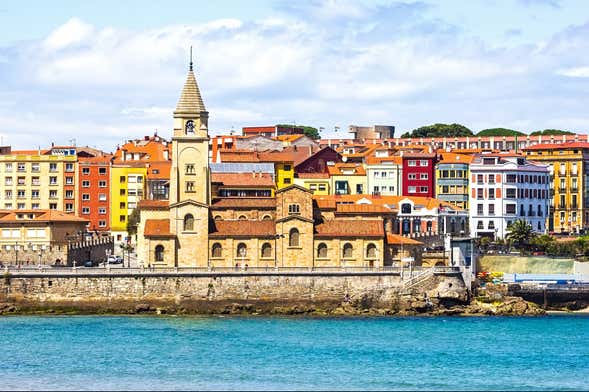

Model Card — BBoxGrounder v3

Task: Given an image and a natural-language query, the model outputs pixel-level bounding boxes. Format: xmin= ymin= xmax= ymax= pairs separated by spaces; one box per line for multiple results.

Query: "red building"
xmin=402 ymin=152 xmax=437 ymax=198
xmin=242 ymin=125 xmax=305 ymax=138
xmin=78 ymin=156 xmax=112 ymax=232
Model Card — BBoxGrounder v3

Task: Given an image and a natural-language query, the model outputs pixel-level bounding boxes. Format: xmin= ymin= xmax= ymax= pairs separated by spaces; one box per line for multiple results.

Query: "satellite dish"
xmin=342 ymin=156 xmax=348 ymax=162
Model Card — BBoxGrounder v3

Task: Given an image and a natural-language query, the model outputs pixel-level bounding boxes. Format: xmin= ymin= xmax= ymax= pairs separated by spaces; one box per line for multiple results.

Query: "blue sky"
xmin=1 ymin=0 xmax=589 ymax=150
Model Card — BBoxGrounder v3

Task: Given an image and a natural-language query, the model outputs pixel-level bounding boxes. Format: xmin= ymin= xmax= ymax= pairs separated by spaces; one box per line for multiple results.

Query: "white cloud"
xmin=557 ymin=66 xmax=589 ymax=77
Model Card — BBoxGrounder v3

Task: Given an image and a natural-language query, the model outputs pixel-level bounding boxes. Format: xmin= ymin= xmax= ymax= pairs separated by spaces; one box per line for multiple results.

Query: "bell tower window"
xmin=185 ymin=120 xmax=195 ymax=135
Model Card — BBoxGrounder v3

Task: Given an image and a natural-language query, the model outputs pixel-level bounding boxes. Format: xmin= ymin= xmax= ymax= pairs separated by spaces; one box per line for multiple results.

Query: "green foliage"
xmin=126 ymin=208 xmax=140 ymax=236
xmin=401 ymin=123 xmax=473 ymax=138
xmin=506 ymin=220 xmax=535 ymax=251
xmin=476 ymin=128 xmax=525 ymax=137
xmin=276 ymin=124 xmax=320 ymax=140
xmin=529 ymin=129 xmax=575 ymax=136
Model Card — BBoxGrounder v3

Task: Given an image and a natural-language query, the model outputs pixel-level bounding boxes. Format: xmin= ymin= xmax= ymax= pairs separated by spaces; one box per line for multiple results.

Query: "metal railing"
xmin=2 ymin=265 xmax=461 ymax=276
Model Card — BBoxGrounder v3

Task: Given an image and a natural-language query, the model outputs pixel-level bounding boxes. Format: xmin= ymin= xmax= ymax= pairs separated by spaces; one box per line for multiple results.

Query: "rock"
xmin=135 ymin=303 xmax=151 ymax=313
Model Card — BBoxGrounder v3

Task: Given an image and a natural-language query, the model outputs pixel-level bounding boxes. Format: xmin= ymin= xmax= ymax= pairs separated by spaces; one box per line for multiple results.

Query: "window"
xmin=65 ymin=190 xmax=73 ymax=200
xmin=420 ymin=186 xmax=428 ymax=193
xmin=506 ymin=189 xmax=516 ymax=198
xmin=343 ymin=243 xmax=353 ymax=258
xmin=366 ymin=244 xmax=377 ymax=258
xmin=214 ymin=215 xmax=222 ymax=221
xmin=99 ymin=207 xmax=106 ymax=215
xmin=31 ymin=163 xmax=40 ymax=172
xmin=477 ymin=204 xmax=484 ymax=215
xmin=82 ymin=168 xmax=90 ymax=175
xmin=185 ymin=181 xmax=195 ymax=192
xmin=49 ymin=163 xmax=57 ymax=172
xmin=401 ymin=203 xmax=412 ymax=214
xmin=489 ymin=204 xmax=495 ymax=215
xmin=420 ymin=173 xmax=428 ymax=180
xmin=356 ymin=184 xmax=363 ymax=194
xmin=99 ymin=168 xmax=107 ymax=175
xmin=284 ymin=165 xmax=292 ymax=171
xmin=49 ymin=203 xmax=57 ymax=210
xmin=283 ymin=178 xmax=291 ymax=184
xmin=120 ymin=189 xmax=126 ymax=196
xmin=65 ymin=177 xmax=74 ymax=185
xmin=488 ymin=175 xmax=495 ymax=184
xmin=17 ymin=203 xmax=25 ymax=210
xmin=99 ymin=220 xmax=106 ymax=228
xmin=262 ymin=215 xmax=272 ymax=221
xmin=261 ymin=243 xmax=272 ymax=258
xmin=238 ymin=215 xmax=247 ymax=220
xmin=185 ymin=120 xmax=195 ymax=135
xmin=477 ymin=188 xmax=484 ymax=199
xmin=288 ymin=204 xmax=300 ymax=215
xmin=17 ymin=177 xmax=25 ymax=185
xmin=66 ymin=203 xmax=74 ymax=212
xmin=65 ymin=163 xmax=74 ymax=172
xmin=99 ymin=181 xmax=107 ymax=188
xmin=236 ymin=243 xmax=247 ymax=257
xmin=155 ymin=245 xmax=164 ymax=262
xmin=317 ymin=243 xmax=328 ymax=258
xmin=82 ymin=194 xmax=90 ymax=201
xmin=4 ymin=190 xmax=12 ymax=199
xmin=31 ymin=177 xmax=40 ymax=186
xmin=120 ymin=176 xmax=126 ymax=183
xmin=99 ymin=194 xmax=107 ymax=201
xmin=289 ymin=228 xmax=300 ymax=247
xmin=185 ymin=164 xmax=195 ymax=174
xmin=5 ymin=177 xmax=12 ymax=186
xmin=506 ymin=204 xmax=516 ymax=214
xmin=5 ymin=163 xmax=12 ymax=172
xmin=137 ymin=176 xmax=143 ymax=183
xmin=212 ymin=243 xmax=222 ymax=258
xmin=49 ymin=190 xmax=57 ymax=198
xmin=488 ymin=188 xmax=495 ymax=200
xmin=408 ymin=186 xmax=417 ymax=193
xmin=442 ymin=185 xmax=449 ymax=194
xmin=119 ymin=215 xmax=126 ymax=223
xmin=420 ymin=160 xmax=428 ymax=166
xmin=488 ymin=221 xmax=495 ymax=230
xmin=17 ymin=190 xmax=26 ymax=199
xmin=506 ymin=174 xmax=517 ymax=183
xmin=120 ymin=202 xmax=126 ymax=209
xmin=477 ymin=221 xmax=484 ymax=229
xmin=408 ymin=173 xmax=417 ymax=180
xmin=183 ymin=214 xmax=194 ymax=231
xmin=32 ymin=203 xmax=40 ymax=210
xmin=49 ymin=176 xmax=58 ymax=185
xmin=408 ymin=160 xmax=417 ymax=167
xmin=17 ymin=162 xmax=25 ymax=172
xmin=82 ymin=207 xmax=90 ymax=214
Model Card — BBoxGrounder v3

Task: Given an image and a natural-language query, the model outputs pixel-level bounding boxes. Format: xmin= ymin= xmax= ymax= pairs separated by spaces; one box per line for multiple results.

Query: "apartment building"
xmin=110 ymin=164 xmax=147 ymax=242
xmin=402 ymin=152 xmax=437 ymax=198
xmin=365 ymin=151 xmax=402 ymax=196
xmin=469 ymin=153 xmax=550 ymax=239
xmin=78 ymin=156 xmax=112 ymax=232
xmin=0 ymin=149 xmax=77 ymax=213
xmin=524 ymin=142 xmax=589 ymax=234
xmin=436 ymin=152 xmax=475 ymax=210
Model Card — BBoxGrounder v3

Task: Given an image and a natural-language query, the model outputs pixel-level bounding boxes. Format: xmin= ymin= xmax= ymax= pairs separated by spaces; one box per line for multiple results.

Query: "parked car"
xmin=83 ymin=260 xmax=95 ymax=268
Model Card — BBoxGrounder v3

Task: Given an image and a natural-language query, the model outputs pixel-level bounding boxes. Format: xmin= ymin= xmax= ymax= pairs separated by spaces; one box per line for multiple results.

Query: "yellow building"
xmin=110 ymin=164 xmax=147 ymax=242
xmin=524 ymin=142 xmax=589 ymax=234
xmin=294 ymin=173 xmax=331 ymax=195
xmin=328 ymin=162 xmax=367 ymax=195
xmin=435 ymin=152 xmax=475 ymax=210
xmin=0 ymin=149 xmax=78 ymax=213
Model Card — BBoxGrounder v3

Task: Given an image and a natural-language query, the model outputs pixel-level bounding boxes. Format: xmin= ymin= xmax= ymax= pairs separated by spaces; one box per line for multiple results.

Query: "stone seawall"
xmin=0 ymin=272 xmax=469 ymax=315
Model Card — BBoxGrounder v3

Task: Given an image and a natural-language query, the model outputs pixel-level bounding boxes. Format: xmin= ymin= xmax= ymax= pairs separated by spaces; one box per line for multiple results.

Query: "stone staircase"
xmin=402 ymin=268 xmax=435 ymax=292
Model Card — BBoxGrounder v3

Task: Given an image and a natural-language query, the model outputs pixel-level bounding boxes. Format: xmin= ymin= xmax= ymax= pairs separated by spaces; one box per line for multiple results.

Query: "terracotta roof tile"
xmin=210 ymin=220 xmax=276 ymax=237
xmin=211 ymin=198 xmax=276 ymax=209
xmin=524 ymin=142 xmax=589 ymax=150
xmin=144 ymin=219 xmax=174 ymax=237
xmin=0 ymin=210 xmax=88 ymax=223
xmin=327 ymin=163 xmax=366 ymax=176
xmin=138 ymin=200 xmax=169 ymax=209
xmin=296 ymin=172 xmax=330 ymax=179
xmin=336 ymin=204 xmax=392 ymax=214
xmin=315 ymin=219 xmax=384 ymax=238
xmin=147 ymin=161 xmax=171 ymax=180
xmin=386 ymin=234 xmax=423 ymax=245
xmin=211 ymin=172 xmax=275 ymax=187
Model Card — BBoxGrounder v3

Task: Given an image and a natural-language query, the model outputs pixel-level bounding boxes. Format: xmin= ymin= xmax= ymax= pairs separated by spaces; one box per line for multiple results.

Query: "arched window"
xmin=343 ymin=243 xmax=353 ymax=258
xmin=184 ymin=214 xmax=194 ymax=231
xmin=289 ymin=228 xmax=300 ymax=247
xmin=214 ymin=215 xmax=222 ymax=221
xmin=261 ymin=243 xmax=272 ymax=258
xmin=237 ymin=243 xmax=247 ymax=257
xmin=155 ymin=245 xmax=164 ymax=262
xmin=238 ymin=215 xmax=247 ymax=220
xmin=366 ymin=243 xmax=377 ymax=258
xmin=401 ymin=203 xmax=412 ymax=214
xmin=317 ymin=243 xmax=327 ymax=258
xmin=185 ymin=120 xmax=195 ymax=135
xmin=211 ymin=243 xmax=222 ymax=258
xmin=262 ymin=215 xmax=272 ymax=221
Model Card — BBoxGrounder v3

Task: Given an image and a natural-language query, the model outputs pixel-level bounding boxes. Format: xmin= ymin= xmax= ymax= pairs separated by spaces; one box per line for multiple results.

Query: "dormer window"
xmin=185 ymin=120 xmax=195 ymax=135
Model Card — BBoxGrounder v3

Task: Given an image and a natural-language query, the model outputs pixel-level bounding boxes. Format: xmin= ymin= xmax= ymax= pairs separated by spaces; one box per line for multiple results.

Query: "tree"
xmin=401 ymin=123 xmax=473 ymax=138
xmin=530 ymin=234 xmax=555 ymax=252
xmin=276 ymin=124 xmax=320 ymax=139
xmin=530 ymin=129 xmax=575 ymax=136
xmin=506 ymin=220 xmax=534 ymax=252
xmin=477 ymin=128 xmax=525 ymax=137
xmin=126 ymin=208 xmax=140 ymax=236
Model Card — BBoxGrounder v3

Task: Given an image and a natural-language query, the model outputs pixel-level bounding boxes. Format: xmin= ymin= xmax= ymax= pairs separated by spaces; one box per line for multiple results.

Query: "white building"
xmin=469 ymin=153 xmax=550 ymax=239
xmin=365 ymin=149 xmax=402 ymax=196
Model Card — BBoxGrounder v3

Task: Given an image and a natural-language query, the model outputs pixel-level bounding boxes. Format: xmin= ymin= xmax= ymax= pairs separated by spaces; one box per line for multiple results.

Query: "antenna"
xmin=189 ymin=46 xmax=193 ymax=71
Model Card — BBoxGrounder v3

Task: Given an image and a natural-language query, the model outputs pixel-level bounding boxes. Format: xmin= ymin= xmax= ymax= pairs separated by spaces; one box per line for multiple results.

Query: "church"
xmin=135 ymin=60 xmax=466 ymax=269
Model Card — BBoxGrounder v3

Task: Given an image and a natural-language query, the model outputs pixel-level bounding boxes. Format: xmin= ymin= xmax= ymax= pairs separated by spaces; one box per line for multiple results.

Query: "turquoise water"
xmin=1 ymin=315 xmax=588 ymax=390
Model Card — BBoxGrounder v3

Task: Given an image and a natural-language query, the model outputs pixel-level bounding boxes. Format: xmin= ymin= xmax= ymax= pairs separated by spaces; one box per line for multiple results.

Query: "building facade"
xmin=78 ymin=156 xmax=112 ymax=232
xmin=435 ymin=152 xmax=474 ymax=210
xmin=402 ymin=152 xmax=437 ymax=198
xmin=524 ymin=142 xmax=589 ymax=234
xmin=469 ymin=154 xmax=550 ymax=239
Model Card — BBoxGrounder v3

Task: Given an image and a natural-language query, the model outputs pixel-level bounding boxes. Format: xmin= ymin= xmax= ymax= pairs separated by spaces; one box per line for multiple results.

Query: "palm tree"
xmin=506 ymin=219 xmax=534 ymax=252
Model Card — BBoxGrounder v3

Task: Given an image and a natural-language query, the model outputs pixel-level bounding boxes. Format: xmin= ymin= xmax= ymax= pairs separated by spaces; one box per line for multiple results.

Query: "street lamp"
xmin=105 ymin=249 xmax=111 ymax=270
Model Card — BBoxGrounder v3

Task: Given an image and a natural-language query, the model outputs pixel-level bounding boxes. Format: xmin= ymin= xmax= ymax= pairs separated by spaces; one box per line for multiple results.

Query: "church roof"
xmin=174 ymin=69 xmax=206 ymax=114
xmin=144 ymin=219 xmax=174 ymax=237
xmin=209 ymin=220 xmax=276 ymax=238
xmin=314 ymin=219 xmax=384 ymax=238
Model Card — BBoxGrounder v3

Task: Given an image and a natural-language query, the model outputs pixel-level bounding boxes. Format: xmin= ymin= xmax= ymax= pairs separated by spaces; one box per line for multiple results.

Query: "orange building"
xmin=78 ymin=156 xmax=112 ymax=232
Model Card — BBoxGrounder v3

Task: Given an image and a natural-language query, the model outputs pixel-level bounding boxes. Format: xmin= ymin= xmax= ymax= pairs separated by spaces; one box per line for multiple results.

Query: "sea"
xmin=0 ymin=315 xmax=588 ymax=391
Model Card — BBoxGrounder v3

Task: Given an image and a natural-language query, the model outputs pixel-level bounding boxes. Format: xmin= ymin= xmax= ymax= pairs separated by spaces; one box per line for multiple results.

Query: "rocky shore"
xmin=0 ymin=293 xmax=547 ymax=317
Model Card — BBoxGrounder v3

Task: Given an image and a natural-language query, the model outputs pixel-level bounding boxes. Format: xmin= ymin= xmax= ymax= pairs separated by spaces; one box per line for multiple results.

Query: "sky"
xmin=1 ymin=0 xmax=589 ymax=151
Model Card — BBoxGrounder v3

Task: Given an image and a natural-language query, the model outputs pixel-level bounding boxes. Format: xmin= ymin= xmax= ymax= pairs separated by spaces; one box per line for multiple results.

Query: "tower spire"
xmin=189 ymin=46 xmax=193 ymax=71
